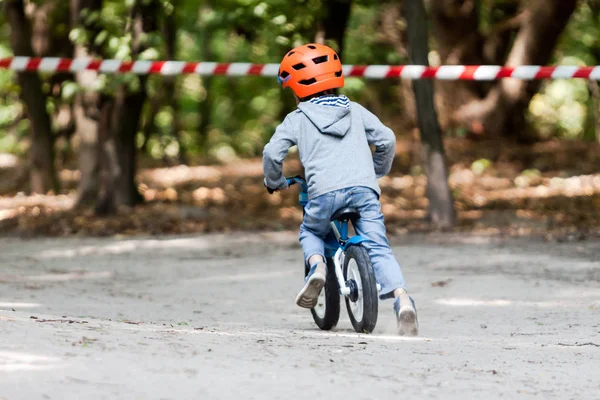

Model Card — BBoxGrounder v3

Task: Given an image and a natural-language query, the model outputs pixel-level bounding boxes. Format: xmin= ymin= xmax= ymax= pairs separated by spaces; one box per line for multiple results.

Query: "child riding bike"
xmin=263 ymin=43 xmax=418 ymax=336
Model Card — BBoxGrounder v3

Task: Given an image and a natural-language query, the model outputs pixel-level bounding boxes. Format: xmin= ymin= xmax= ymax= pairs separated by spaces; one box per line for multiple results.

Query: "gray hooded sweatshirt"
xmin=263 ymin=95 xmax=396 ymax=199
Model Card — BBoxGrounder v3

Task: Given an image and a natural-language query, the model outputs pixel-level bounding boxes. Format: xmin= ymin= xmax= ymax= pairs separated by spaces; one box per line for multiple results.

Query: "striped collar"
xmin=308 ymin=94 xmax=350 ymax=109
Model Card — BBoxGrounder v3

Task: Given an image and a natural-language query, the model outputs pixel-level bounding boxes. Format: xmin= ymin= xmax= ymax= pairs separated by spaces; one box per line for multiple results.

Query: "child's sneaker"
xmin=295 ymin=262 xmax=327 ymax=309
xmin=394 ymin=292 xmax=419 ymax=336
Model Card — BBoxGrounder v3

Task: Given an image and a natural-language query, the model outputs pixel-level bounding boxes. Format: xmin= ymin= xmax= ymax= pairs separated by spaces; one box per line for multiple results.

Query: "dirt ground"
xmin=1 ymin=232 xmax=599 ymax=399
xmin=2 ymin=138 xmax=600 ymax=238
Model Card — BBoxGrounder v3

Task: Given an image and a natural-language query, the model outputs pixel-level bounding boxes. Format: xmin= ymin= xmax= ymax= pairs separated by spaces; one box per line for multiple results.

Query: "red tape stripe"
xmin=248 ymin=64 xmax=264 ymax=75
xmin=421 ymin=67 xmax=438 ymax=79
xmin=119 ymin=61 xmax=134 ymax=72
xmin=57 ymin=58 xmax=72 ymax=71
xmin=213 ymin=63 xmax=230 ymax=75
xmin=87 ymin=60 xmax=102 ymax=71
xmin=573 ymin=67 xmax=594 ymax=78
xmin=26 ymin=58 xmax=41 ymax=71
xmin=348 ymin=66 xmax=367 ymax=77
xmin=386 ymin=66 xmax=404 ymax=78
xmin=535 ymin=67 xmax=557 ymax=79
xmin=0 ymin=58 xmax=11 ymax=68
xmin=497 ymin=67 xmax=515 ymax=78
xmin=149 ymin=61 xmax=165 ymax=73
xmin=459 ymin=66 xmax=480 ymax=80
xmin=182 ymin=62 xmax=198 ymax=74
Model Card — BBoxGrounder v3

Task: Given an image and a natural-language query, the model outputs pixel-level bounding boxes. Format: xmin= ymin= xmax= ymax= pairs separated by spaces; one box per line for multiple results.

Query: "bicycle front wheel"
xmin=343 ymin=245 xmax=378 ymax=334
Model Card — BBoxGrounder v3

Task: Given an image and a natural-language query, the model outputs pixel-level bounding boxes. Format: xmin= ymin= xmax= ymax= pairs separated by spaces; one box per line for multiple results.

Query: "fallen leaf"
xmin=431 ymin=279 xmax=452 ymax=287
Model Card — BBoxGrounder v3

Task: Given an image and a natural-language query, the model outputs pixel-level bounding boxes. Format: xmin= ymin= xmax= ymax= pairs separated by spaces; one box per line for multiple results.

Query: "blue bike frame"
xmin=286 ymin=177 xmax=368 ymax=258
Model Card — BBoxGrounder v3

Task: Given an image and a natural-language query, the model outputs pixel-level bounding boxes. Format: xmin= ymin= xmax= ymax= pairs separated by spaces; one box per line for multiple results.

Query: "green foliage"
xmin=0 ymin=41 xmax=25 ymax=154
xmin=1 ymin=0 xmax=599 ymax=161
xmin=527 ymin=1 xmax=600 ymax=141
xmin=529 ymin=77 xmax=590 ymax=140
xmin=471 ymin=159 xmax=492 ymax=176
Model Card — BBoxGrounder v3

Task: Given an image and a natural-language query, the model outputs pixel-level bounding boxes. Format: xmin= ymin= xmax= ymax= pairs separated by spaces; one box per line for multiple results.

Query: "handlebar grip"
xmin=286 ymin=175 xmax=304 ymax=186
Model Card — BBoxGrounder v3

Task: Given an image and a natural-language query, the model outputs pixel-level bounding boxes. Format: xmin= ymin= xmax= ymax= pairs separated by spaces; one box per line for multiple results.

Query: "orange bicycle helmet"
xmin=278 ymin=43 xmax=344 ymax=99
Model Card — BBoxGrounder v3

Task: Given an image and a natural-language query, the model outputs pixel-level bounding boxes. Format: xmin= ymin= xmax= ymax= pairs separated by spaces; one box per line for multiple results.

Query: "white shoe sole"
xmin=295 ymin=272 xmax=326 ymax=309
xmin=397 ymin=306 xmax=419 ymax=336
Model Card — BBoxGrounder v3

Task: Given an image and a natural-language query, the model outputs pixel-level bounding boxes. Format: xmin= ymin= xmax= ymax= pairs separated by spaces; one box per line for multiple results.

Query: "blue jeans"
xmin=299 ymin=186 xmax=406 ymax=299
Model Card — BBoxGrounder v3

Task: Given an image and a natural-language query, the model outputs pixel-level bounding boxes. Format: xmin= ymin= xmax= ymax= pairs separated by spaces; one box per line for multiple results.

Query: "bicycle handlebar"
xmin=286 ymin=176 xmax=308 ymax=192
xmin=286 ymin=176 xmax=308 ymax=206
xmin=266 ymin=176 xmax=308 ymax=200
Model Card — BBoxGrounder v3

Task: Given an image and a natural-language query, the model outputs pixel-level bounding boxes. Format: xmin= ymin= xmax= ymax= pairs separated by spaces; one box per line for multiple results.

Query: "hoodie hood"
xmin=297 ymin=95 xmax=351 ymax=137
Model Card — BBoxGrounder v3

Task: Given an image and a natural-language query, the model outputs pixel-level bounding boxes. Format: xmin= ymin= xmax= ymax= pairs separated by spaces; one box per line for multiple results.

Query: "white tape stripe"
xmin=132 ymin=61 xmax=152 ymax=74
xmin=38 ymin=57 xmax=61 ymax=72
xmin=99 ymin=60 xmax=121 ymax=73
xmin=401 ymin=65 xmax=426 ymax=79
xmin=227 ymin=63 xmax=252 ymax=76
xmin=473 ymin=66 xmax=501 ymax=80
xmin=591 ymin=66 xmax=600 ymax=80
xmin=364 ymin=65 xmax=390 ymax=78
xmin=261 ymin=64 xmax=279 ymax=76
xmin=195 ymin=62 xmax=218 ymax=75
xmin=70 ymin=58 xmax=92 ymax=72
xmin=436 ymin=66 xmax=465 ymax=80
xmin=10 ymin=57 xmax=29 ymax=71
xmin=551 ymin=66 xmax=579 ymax=79
xmin=342 ymin=65 xmax=353 ymax=76
xmin=511 ymin=66 xmax=540 ymax=79
xmin=160 ymin=61 xmax=186 ymax=75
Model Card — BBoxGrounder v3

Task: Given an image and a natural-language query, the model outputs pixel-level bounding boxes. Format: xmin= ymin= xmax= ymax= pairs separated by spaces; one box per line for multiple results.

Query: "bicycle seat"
xmin=331 ymin=207 xmax=360 ymax=222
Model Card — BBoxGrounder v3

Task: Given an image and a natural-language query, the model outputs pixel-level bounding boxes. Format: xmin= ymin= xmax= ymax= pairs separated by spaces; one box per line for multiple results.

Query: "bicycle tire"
xmin=306 ymin=257 xmax=340 ymax=330
xmin=343 ymin=245 xmax=378 ymax=334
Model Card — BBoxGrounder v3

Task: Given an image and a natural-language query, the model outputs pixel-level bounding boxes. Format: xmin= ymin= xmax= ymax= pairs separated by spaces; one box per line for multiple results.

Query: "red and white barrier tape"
xmin=1 ymin=57 xmax=600 ymax=80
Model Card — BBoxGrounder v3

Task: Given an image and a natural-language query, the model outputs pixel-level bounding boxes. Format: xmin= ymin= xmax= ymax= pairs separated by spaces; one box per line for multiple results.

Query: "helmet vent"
xmin=292 ymin=63 xmax=306 ymax=70
xmin=335 ymin=70 xmax=342 ymax=77
xmin=287 ymin=51 xmax=295 ymax=57
xmin=280 ymin=70 xmax=290 ymax=79
xmin=298 ymin=78 xmax=317 ymax=85
xmin=307 ymin=45 xmax=317 ymax=49
xmin=312 ymin=55 xmax=328 ymax=64
xmin=334 ymin=54 xmax=339 ymax=60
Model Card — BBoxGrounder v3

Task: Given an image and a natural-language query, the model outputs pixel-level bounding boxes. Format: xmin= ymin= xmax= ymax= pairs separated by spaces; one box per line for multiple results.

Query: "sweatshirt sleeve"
xmin=357 ymin=104 xmax=396 ymax=178
xmin=262 ymin=115 xmax=297 ymax=189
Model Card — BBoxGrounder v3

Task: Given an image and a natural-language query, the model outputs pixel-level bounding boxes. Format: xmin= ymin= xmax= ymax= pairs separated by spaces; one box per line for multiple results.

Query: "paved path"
xmin=1 ymin=233 xmax=599 ymax=399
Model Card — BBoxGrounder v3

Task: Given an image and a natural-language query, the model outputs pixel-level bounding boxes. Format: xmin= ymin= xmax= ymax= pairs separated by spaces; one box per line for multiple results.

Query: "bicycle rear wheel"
xmin=343 ymin=245 xmax=378 ymax=334
xmin=306 ymin=257 xmax=340 ymax=330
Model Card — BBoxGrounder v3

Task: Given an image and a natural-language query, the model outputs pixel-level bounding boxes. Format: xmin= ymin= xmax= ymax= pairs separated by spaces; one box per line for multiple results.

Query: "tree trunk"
xmin=321 ymin=0 xmax=352 ymax=58
xmin=111 ymin=81 xmax=146 ymax=206
xmin=403 ymin=0 xmax=456 ymax=228
xmin=307 ymin=0 xmax=352 ymax=108
xmin=104 ymin=0 xmax=158 ymax=207
xmin=586 ymin=80 xmax=600 ymax=142
xmin=198 ymin=2 xmax=214 ymax=155
xmin=429 ymin=0 xmax=521 ymax=131
xmin=31 ymin=0 xmax=76 ymax=168
xmin=94 ymin=100 xmax=117 ymax=215
xmin=72 ymin=0 xmax=104 ymax=208
xmin=163 ymin=0 xmax=187 ymax=165
xmin=454 ymin=0 xmax=578 ymax=141
xmin=73 ymin=91 xmax=100 ymax=207
xmin=31 ymin=0 xmax=74 ymax=58
xmin=4 ymin=0 xmax=58 ymax=194
xmin=429 ymin=0 xmax=482 ymax=64
xmin=140 ymin=94 xmax=161 ymax=154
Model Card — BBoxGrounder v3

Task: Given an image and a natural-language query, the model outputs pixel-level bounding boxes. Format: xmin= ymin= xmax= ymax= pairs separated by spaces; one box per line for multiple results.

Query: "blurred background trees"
xmin=1 ymin=0 xmax=600 ymax=234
